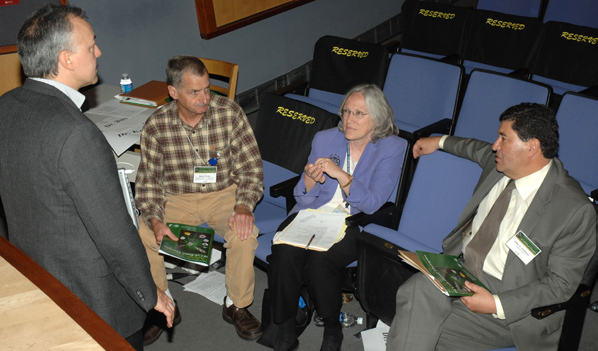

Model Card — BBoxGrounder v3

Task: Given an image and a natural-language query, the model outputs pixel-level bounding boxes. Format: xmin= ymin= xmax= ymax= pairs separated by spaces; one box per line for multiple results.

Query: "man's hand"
xmin=150 ymin=219 xmax=178 ymax=245
xmin=154 ymin=288 xmax=175 ymax=328
xmin=228 ymin=205 xmax=254 ymax=241
xmin=413 ymin=136 xmax=442 ymax=159
xmin=460 ymin=281 xmax=497 ymax=314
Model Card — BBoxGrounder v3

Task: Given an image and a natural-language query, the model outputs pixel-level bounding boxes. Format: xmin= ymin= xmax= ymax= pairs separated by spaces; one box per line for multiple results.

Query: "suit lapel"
xmin=503 ymin=161 xmax=557 ymax=270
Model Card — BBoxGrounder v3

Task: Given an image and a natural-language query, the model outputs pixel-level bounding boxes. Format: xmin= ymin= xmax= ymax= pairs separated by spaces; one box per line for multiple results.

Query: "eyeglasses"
xmin=341 ymin=109 xmax=369 ymax=119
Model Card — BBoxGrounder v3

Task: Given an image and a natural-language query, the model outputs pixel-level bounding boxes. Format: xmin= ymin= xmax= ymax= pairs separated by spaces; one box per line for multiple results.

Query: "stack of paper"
xmin=273 ymin=209 xmax=348 ymax=251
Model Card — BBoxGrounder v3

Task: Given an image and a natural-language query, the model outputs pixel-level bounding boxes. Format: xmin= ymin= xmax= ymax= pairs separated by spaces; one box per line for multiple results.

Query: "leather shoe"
xmin=320 ymin=334 xmax=343 ymax=351
xmin=143 ymin=301 xmax=182 ymax=346
xmin=222 ymin=296 xmax=263 ymax=340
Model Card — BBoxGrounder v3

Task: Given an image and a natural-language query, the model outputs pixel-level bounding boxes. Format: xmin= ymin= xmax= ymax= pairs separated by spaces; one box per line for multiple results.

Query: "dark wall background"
xmin=68 ymin=0 xmax=403 ymax=93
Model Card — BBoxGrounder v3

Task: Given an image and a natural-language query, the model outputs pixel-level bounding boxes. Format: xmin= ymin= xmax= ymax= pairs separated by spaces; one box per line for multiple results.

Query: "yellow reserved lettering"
xmin=276 ymin=106 xmax=317 ymax=125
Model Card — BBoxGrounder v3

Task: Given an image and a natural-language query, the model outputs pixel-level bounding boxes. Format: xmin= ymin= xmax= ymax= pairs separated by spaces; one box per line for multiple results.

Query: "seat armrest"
xmin=270 ymin=176 xmax=300 ymax=198
xmin=531 ymin=284 xmax=593 ymax=320
xmin=413 ymin=118 xmax=453 ymax=139
xmin=345 ymin=202 xmax=396 ymax=228
xmin=269 ymin=175 xmax=300 ymax=213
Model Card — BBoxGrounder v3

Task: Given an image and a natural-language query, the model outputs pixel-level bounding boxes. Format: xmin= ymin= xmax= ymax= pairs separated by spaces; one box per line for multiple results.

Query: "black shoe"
xmin=143 ymin=301 xmax=182 ymax=346
xmin=320 ymin=334 xmax=343 ymax=351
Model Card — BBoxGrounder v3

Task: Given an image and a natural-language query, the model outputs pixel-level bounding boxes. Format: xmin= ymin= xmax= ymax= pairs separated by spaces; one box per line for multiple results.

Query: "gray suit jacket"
xmin=0 ymin=79 xmax=157 ymax=338
xmin=442 ymin=136 xmax=596 ymax=348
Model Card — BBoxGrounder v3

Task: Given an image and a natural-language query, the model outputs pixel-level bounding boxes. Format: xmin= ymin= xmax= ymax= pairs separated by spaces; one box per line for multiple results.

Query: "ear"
xmin=58 ymin=50 xmax=75 ymax=72
xmin=527 ymin=138 xmax=541 ymax=157
xmin=167 ymin=85 xmax=178 ymax=100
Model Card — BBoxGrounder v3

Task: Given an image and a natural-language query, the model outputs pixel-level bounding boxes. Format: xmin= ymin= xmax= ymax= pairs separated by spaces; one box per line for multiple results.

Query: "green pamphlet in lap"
xmin=159 ymin=223 xmax=214 ymax=266
xmin=399 ymin=250 xmax=490 ymax=297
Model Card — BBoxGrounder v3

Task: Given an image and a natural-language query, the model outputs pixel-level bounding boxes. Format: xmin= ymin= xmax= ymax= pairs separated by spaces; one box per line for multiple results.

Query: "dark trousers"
xmin=267 ymin=213 xmax=359 ymax=324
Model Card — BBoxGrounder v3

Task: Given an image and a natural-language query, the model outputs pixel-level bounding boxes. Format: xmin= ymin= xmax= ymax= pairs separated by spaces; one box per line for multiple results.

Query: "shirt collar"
xmin=31 ymin=78 xmax=86 ymax=110
xmin=512 ymin=159 xmax=553 ymax=200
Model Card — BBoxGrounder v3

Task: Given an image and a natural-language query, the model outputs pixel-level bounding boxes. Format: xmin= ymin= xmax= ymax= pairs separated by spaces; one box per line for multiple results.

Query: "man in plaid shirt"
xmin=135 ymin=56 xmax=264 ymax=344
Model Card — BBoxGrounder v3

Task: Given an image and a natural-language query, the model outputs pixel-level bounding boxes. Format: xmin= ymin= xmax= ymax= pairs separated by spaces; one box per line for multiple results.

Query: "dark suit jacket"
xmin=0 ymin=79 xmax=157 ymax=338
xmin=442 ymin=136 xmax=596 ymax=349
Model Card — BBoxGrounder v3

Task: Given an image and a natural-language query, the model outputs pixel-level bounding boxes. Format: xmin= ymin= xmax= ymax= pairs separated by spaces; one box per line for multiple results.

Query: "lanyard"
xmin=346 ymin=142 xmax=352 ymax=176
xmin=182 ymin=123 xmax=212 ymax=165
xmin=345 ymin=142 xmax=352 ymax=209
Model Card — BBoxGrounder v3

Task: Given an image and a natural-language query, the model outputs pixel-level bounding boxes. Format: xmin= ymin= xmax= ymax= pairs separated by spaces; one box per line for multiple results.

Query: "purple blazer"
xmin=291 ymin=128 xmax=406 ymax=216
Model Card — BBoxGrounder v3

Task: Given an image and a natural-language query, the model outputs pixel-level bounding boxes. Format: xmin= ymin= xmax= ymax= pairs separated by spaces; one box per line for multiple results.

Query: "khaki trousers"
xmin=138 ymin=185 xmax=259 ymax=308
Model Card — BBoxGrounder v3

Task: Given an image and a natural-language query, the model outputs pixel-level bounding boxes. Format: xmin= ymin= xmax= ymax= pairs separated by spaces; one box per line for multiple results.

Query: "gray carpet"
xmin=146 ymin=261 xmax=367 ymax=351
xmin=146 ymin=259 xmax=598 ymax=351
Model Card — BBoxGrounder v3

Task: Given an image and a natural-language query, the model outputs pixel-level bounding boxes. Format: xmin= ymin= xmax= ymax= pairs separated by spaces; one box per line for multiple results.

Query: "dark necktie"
xmin=464 ymin=179 xmax=516 ymax=279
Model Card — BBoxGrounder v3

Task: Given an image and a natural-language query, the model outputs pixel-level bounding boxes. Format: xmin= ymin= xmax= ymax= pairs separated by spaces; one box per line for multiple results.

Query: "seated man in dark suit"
xmin=386 ymin=103 xmax=596 ymax=351
xmin=0 ymin=4 xmax=174 ymax=350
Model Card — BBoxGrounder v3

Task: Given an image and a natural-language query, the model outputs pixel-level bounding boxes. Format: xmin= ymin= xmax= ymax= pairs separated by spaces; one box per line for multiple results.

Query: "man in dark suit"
xmin=0 ymin=4 xmax=174 ymax=350
xmin=386 ymin=103 xmax=596 ymax=350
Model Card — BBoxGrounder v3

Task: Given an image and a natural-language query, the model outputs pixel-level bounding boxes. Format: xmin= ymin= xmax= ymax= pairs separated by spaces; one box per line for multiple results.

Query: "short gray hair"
xmin=17 ymin=4 xmax=86 ymax=78
xmin=166 ymin=55 xmax=208 ymax=88
xmin=338 ymin=84 xmax=399 ymax=143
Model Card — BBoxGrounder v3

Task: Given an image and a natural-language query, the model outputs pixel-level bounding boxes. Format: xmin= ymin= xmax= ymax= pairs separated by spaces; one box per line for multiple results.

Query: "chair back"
xmin=254 ymin=94 xmax=340 ymax=208
xmin=0 ymin=53 xmax=24 ymax=96
xmin=395 ymin=151 xmax=482 ymax=252
xmin=529 ymin=22 xmax=598 ymax=94
xmin=198 ymin=57 xmax=239 ymax=99
xmin=461 ymin=9 xmax=543 ymax=74
xmin=400 ymin=0 xmax=472 ymax=59
xmin=309 ymin=35 xmax=389 ymax=96
xmin=454 ymin=69 xmax=551 ymax=143
xmin=543 ymin=0 xmax=598 ymax=29
xmin=555 ymin=92 xmax=598 ymax=197
xmin=476 ymin=0 xmax=544 ymax=18
xmin=384 ymin=53 xmax=463 ymax=134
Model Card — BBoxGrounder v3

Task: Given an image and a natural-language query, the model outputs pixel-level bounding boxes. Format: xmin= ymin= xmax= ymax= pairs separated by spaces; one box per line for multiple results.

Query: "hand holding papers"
xmin=273 ymin=209 xmax=348 ymax=251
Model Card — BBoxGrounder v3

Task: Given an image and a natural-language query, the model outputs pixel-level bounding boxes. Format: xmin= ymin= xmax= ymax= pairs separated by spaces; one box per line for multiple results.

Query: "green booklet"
xmin=399 ymin=250 xmax=489 ymax=297
xmin=159 ymin=223 xmax=214 ymax=266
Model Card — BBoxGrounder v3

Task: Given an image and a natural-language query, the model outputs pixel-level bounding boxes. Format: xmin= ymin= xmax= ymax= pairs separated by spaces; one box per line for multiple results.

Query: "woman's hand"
xmin=313 ymin=157 xmax=344 ymax=180
xmin=305 ymin=162 xmax=326 ymax=184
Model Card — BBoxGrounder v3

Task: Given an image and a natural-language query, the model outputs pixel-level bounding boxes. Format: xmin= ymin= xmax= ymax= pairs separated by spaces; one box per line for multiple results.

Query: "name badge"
xmin=194 ymin=166 xmax=217 ymax=184
xmin=506 ymin=230 xmax=541 ymax=265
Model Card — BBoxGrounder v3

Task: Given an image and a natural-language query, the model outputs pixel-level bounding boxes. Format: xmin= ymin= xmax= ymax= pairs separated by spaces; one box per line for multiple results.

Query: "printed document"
xmin=273 ymin=209 xmax=347 ymax=251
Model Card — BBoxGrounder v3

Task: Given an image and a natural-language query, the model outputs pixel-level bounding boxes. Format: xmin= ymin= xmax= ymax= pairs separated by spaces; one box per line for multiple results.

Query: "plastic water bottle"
xmin=120 ymin=73 xmax=133 ymax=93
xmin=313 ymin=311 xmax=363 ymax=328
xmin=339 ymin=311 xmax=363 ymax=328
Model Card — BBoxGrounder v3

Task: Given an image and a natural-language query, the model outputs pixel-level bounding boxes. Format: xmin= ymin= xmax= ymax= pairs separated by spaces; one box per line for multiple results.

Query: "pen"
xmin=305 ymin=234 xmax=315 ymax=250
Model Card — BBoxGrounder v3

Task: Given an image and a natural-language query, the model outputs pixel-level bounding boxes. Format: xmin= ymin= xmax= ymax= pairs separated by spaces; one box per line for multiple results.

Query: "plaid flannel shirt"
xmin=135 ymin=95 xmax=263 ymax=227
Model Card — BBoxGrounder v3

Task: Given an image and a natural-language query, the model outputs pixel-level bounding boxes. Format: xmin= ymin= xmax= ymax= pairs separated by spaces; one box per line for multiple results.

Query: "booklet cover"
xmin=399 ymin=250 xmax=489 ymax=297
xmin=159 ymin=223 xmax=214 ymax=266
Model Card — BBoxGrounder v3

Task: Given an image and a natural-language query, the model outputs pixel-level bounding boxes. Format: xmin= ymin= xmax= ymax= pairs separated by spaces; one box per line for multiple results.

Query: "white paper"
xmin=361 ymin=320 xmax=390 ymax=351
xmin=183 ymin=270 xmax=227 ymax=305
xmin=84 ymin=99 xmax=155 ymax=156
xmin=273 ymin=209 xmax=347 ymax=251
